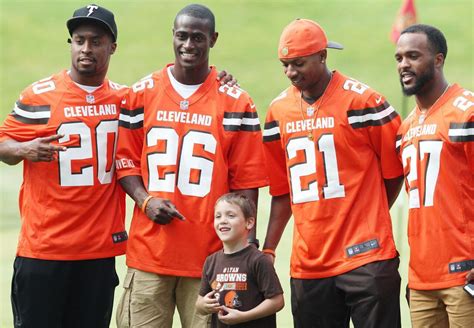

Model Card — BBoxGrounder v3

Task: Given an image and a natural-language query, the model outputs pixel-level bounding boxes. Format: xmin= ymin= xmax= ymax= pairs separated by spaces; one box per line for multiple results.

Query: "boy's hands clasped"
xmin=217 ymin=305 xmax=248 ymax=325
xmin=196 ymin=290 xmax=248 ymax=325
xmin=196 ymin=291 xmax=221 ymax=314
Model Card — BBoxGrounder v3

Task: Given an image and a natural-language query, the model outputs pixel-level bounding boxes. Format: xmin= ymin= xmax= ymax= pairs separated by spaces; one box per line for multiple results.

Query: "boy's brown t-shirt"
xmin=199 ymin=245 xmax=283 ymax=328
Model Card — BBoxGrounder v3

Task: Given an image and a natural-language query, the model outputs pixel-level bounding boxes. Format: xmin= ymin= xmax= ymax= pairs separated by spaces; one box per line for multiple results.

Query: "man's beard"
xmin=400 ymin=64 xmax=435 ymax=96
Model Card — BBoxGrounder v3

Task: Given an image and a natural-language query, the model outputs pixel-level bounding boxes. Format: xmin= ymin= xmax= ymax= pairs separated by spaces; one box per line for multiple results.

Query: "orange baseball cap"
xmin=278 ymin=19 xmax=343 ymax=59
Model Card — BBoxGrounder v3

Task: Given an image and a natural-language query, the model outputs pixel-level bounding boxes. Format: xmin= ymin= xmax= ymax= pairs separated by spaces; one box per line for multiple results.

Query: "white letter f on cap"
xmin=86 ymin=5 xmax=99 ymax=17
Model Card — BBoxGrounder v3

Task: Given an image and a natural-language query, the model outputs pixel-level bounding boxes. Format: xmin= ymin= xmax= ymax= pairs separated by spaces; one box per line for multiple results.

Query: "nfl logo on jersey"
xmin=180 ymin=100 xmax=189 ymax=110
xmin=86 ymin=94 xmax=95 ymax=104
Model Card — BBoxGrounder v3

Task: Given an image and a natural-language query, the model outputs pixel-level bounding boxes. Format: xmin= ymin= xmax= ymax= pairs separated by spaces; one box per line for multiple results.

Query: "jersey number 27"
xmin=402 ymin=140 xmax=442 ymax=208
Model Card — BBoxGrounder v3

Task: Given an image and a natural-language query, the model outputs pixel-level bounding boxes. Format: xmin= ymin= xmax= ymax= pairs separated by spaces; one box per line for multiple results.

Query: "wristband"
xmin=141 ymin=195 xmax=153 ymax=213
xmin=262 ymin=248 xmax=276 ymax=258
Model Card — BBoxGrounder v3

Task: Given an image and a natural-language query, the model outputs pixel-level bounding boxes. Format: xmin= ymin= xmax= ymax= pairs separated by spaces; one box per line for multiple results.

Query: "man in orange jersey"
xmin=114 ymin=4 xmax=267 ymax=328
xmin=0 ymin=4 xmax=127 ymax=327
xmin=395 ymin=24 xmax=474 ymax=327
xmin=262 ymin=19 xmax=404 ymax=327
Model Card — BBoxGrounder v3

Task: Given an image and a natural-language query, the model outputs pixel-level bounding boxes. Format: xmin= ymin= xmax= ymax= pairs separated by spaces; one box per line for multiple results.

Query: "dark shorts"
xmin=11 ymin=256 xmax=119 ymax=328
xmin=291 ymin=257 xmax=401 ymax=328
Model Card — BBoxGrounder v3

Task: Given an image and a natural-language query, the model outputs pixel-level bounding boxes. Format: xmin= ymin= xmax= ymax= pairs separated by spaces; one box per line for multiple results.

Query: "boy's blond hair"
xmin=215 ymin=193 xmax=256 ymax=219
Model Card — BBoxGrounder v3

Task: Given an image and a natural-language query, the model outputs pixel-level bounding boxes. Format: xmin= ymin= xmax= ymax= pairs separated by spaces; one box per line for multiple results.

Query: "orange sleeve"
xmin=364 ymin=93 xmax=403 ymax=179
xmin=227 ymin=96 xmax=268 ymax=190
xmin=0 ymin=87 xmax=52 ymax=142
xmin=460 ymin=107 xmax=474 ymax=172
xmin=263 ymin=106 xmax=290 ymax=196
xmin=115 ymin=86 xmax=145 ymax=179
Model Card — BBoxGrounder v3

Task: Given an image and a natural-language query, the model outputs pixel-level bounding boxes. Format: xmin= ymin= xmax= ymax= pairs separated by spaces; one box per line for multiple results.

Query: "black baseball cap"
xmin=67 ymin=4 xmax=117 ymax=41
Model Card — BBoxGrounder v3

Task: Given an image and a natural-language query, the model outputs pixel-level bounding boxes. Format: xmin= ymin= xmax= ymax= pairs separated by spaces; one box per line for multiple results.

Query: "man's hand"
xmin=0 ymin=134 xmax=66 ymax=165
xmin=466 ymin=268 xmax=474 ymax=283
xmin=217 ymin=70 xmax=238 ymax=87
xmin=118 ymin=176 xmax=185 ymax=225
xmin=20 ymin=134 xmax=66 ymax=162
xmin=217 ymin=306 xmax=247 ymax=325
xmin=144 ymin=197 xmax=185 ymax=225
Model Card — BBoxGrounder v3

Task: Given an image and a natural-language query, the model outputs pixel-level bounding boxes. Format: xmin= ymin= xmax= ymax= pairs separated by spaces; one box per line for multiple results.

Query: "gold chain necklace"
xmin=299 ymin=74 xmax=332 ymax=141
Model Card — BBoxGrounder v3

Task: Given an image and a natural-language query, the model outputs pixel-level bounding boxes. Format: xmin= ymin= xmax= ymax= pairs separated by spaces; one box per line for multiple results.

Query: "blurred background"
xmin=0 ymin=0 xmax=472 ymax=327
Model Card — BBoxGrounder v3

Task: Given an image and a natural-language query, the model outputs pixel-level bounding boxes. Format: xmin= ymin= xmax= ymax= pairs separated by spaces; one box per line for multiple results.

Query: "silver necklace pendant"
xmin=180 ymin=100 xmax=189 ymax=110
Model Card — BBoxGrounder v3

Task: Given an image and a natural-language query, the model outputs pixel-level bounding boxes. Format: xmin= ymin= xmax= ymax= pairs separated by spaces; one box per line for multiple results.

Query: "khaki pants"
xmin=410 ymin=286 xmax=474 ymax=328
xmin=116 ymin=268 xmax=210 ymax=328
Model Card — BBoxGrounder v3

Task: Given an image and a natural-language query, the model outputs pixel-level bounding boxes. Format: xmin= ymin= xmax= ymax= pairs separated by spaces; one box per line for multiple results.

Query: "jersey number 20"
xmin=57 ymin=121 xmax=118 ymax=186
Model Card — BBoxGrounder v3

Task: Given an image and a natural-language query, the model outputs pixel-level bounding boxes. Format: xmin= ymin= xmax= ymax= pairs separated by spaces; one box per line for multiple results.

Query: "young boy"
xmin=196 ymin=193 xmax=284 ymax=327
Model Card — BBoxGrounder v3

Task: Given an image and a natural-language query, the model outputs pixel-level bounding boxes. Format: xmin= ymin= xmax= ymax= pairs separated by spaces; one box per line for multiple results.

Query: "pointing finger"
xmin=164 ymin=202 xmax=186 ymax=221
xmin=41 ymin=134 xmax=64 ymax=142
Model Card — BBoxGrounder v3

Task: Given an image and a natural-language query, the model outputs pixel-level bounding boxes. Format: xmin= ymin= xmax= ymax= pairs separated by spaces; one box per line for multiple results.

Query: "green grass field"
xmin=0 ymin=0 xmax=472 ymax=327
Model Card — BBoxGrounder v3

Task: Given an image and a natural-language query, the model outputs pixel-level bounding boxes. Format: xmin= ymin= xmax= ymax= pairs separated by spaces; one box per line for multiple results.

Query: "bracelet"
xmin=141 ymin=195 xmax=153 ymax=213
xmin=262 ymin=249 xmax=276 ymax=258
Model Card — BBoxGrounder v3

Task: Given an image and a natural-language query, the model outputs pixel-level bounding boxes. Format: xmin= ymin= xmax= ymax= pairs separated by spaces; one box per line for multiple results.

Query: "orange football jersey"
xmin=263 ymin=71 xmax=402 ymax=279
xmin=116 ymin=65 xmax=268 ymax=278
xmin=397 ymin=84 xmax=474 ymax=290
xmin=0 ymin=70 xmax=128 ymax=260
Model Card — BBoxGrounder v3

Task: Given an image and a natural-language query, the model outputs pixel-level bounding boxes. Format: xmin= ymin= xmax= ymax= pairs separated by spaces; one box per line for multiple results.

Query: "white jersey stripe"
xmin=119 ymin=113 xmax=144 ymax=124
xmin=348 ymin=106 xmax=395 ymax=125
xmin=395 ymin=139 xmax=402 ymax=148
xmin=13 ymin=104 xmax=50 ymax=119
xmin=223 ymin=117 xmax=260 ymax=126
xmin=242 ymin=117 xmax=260 ymax=126
xmin=263 ymin=126 xmax=280 ymax=137
xmin=223 ymin=118 xmax=242 ymax=126
xmin=448 ymin=127 xmax=474 ymax=137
